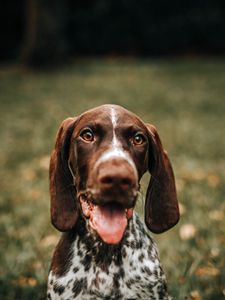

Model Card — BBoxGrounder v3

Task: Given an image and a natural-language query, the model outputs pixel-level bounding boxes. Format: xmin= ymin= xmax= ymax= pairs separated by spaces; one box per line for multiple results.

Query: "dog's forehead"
xmin=76 ymin=105 xmax=145 ymax=129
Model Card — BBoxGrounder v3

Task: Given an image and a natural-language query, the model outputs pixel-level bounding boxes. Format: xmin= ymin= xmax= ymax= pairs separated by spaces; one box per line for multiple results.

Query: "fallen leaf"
xmin=209 ymin=210 xmax=224 ymax=221
xmin=176 ymin=178 xmax=185 ymax=192
xmin=28 ymin=189 xmax=42 ymax=199
xmin=195 ymin=266 xmax=220 ymax=277
xmin=189 ymin=290 xmax=202 ymax=300
xmin=207 ymin=174 xmax=220 ymax=187
xmin=219 ymin=235 xmax=225 ymax=244
xmin=182 ymin=169 xmax=206 ymax=181
xmin=179 ymin=203 xmax=186 ymax=216
xmin=41 ymin=234 xmax=59 ymax=248
xmin=39 ymin=155 xmax=50 ymax=170
xmin=210 ymin=247 xmax=220 ymax=258
xmin=192 ymin=169 xmax=207 ymax=181
xmin=32 ymin=261 xmax=43 ymax=270
xmin=179 ymin=224 xmax=197 ymax=240
xmin=12 ymin=276 xmax=37 ymax=287
xmin=178 ymin=276 xmax=186 ymax=285
xmin=21 ymin=168 xmax=36 ymax=181
xmin=27 ymin=277 xmax=37 ymax=287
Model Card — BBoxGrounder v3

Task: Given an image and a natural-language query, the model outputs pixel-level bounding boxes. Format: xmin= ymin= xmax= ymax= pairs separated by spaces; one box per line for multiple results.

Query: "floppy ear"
xmin=145 ymin=124 xmax=179 ymax=233
xmin=49 ymin=117 xmax=78 ymax=232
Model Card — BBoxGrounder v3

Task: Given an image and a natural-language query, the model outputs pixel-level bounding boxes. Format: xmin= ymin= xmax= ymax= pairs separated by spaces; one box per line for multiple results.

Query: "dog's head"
xmin=49 ymin=105 xmax=179 ymax=244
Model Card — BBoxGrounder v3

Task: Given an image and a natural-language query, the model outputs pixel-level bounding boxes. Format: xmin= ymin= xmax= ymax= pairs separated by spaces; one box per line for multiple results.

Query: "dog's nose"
xmin=97 ymin=161 xmax=137 ymax=191
xmin=100 ymin=173 xmax=133 ymax=191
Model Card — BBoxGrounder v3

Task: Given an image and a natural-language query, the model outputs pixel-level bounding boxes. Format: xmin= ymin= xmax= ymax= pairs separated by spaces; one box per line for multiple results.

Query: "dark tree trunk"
xmin=20 ymin=0 xmax=38 ymax=63
xmin=20 ymin=0 xmax=68 ymax=66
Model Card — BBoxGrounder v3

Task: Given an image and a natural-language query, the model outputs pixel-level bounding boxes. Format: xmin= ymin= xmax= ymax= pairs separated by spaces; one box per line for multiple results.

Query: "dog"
xmin=47 ymin=104 xmax=179 ymax=299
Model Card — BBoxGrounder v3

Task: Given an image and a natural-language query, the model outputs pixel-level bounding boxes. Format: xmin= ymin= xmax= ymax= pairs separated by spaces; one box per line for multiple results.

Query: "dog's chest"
xmin=47 ymin=215 xmax=169 ymax=300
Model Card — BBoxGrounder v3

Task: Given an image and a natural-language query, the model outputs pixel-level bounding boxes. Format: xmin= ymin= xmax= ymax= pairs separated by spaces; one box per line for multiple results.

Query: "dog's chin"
xmin=79 ymin=196 xmax=134 ymax=245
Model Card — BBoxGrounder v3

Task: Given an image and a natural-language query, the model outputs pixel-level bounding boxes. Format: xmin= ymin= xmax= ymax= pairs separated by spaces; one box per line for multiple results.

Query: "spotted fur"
xmin=47 ymin=213 xmax=171 ymax=300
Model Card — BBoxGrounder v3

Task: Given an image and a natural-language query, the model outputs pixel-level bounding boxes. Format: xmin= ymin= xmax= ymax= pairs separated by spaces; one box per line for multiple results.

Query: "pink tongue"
xmin=90 ymin=204 xmax=127 ymax=245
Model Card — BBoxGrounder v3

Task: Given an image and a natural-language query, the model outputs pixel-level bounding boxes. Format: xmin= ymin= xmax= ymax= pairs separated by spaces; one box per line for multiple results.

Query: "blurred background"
xmin=0 ymin=1 xmax=225 ymax=299
xmin=1 ymin=0 xmax=225 ymax=65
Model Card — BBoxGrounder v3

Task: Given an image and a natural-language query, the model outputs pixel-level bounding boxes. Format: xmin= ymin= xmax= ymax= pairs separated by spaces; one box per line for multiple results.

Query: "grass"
xmin=0 ymin=58 xmax=225 ymax=299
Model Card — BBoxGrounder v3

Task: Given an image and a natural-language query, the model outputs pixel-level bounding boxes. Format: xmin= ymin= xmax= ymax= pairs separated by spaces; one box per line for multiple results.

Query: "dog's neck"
xmin=71 ymin=212 xmax=147 ymax=263
xmin=51 ymin=212 xmax=152 ymax=278
xmin=52 ymin=215 xmax=134 ymax=277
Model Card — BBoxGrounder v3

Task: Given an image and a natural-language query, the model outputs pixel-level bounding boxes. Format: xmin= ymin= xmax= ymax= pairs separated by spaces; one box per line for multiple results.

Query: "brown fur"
xmin=49 ymin=104 xmax=179 ymax=233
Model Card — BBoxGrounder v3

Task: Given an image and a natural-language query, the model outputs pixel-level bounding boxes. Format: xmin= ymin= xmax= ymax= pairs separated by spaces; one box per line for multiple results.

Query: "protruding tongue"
xmin=90 ymin=203 xmax=127 ymax=244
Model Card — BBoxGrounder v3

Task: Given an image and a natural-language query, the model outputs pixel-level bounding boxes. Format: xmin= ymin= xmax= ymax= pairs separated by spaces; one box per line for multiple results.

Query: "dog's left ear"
xmin=49 ymin=117 xmax=78 ymax=232
xmin=145 ymin=124 xmax=179 ymax=233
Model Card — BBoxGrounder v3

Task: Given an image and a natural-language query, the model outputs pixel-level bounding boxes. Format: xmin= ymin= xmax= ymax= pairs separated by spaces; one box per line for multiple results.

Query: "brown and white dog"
xmin=48 ymin=104 xmax=179 ymax=300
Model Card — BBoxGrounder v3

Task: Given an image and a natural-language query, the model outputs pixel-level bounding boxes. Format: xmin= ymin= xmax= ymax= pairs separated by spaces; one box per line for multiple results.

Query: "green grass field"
xmin=0 ymin=58 xmax=225 ymax=299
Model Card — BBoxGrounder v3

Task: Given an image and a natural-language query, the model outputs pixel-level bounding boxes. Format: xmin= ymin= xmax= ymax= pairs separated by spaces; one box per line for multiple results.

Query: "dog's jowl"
xmin=47 ymin=104 xmax=179 ymax=300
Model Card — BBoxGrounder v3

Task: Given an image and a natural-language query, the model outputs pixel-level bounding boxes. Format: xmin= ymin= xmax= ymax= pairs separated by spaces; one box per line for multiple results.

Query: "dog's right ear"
xmin=145 ymin=124 xmax=179 ymax=233
xmin=49 ymin=117 xmax=78 ymax=232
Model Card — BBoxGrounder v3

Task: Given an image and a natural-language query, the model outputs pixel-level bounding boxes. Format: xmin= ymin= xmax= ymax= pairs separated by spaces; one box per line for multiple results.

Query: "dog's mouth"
xmin=79 ymin=195 xmax=133 ymax=245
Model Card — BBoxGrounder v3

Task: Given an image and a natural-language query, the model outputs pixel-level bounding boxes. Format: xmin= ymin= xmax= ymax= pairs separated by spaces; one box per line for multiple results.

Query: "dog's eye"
xmin=80 ymin=128 xmax=94 ymax=142
xmin=133 ymin=133 xmax=145 ymax=145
